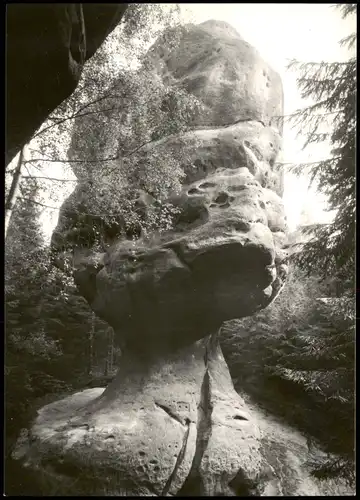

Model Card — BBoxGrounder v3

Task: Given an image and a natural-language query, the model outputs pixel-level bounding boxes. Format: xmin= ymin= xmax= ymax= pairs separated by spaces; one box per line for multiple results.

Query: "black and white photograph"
xmin=5 ymin=3 xmax=356 ymax=496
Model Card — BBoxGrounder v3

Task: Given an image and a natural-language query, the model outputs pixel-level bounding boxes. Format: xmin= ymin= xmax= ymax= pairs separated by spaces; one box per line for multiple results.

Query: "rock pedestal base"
xmin=13 ymin=333 xmax=265 ymax=496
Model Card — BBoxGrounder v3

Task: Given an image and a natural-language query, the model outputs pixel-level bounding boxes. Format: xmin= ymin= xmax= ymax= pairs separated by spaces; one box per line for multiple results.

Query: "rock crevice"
xmin=155 ymin=402 xmax=187 ymax=427
xmin=179 ymin=365 xmax=214 ymax=495
xmin=162 ymin=418 xmax=192 ymax=496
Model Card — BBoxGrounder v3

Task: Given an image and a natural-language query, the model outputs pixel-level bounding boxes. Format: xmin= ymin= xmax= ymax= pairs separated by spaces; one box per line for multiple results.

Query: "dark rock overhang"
xmin=6 ymin=3 xmax=128 ymax=166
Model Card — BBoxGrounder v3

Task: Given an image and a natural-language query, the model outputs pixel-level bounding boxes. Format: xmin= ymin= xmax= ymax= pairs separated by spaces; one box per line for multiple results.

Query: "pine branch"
xmin=288 ymin=59 xmax=353 ymax=69
xmin=339 ymin=33 xmax=356 ymax=49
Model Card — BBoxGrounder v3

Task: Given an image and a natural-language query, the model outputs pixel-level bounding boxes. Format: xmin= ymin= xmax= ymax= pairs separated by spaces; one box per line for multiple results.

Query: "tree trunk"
xmin=104 ymin=327 xmax=114 ymax=377
xmin=5 ymin=145 xmax=27 ymax=238
xmin=88 ymin=313 xmax=95 ymax=377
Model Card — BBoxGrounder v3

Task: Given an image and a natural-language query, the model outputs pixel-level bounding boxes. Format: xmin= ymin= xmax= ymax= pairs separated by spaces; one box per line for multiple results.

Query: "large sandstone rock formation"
xmin=6 ymin=4 xmax=128 ymax=166
xmin=147 ymin=20 xmax=283 ymax=130
xmin=13 ymin=21 xmax=292 ymax=495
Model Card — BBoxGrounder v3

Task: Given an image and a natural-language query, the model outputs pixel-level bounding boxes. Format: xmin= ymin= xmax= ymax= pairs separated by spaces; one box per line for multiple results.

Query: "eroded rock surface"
xmin=147 ymin=20 xmax=283 ymax=130
xmin=56 ymin=121 xmax=288 ymax=353
xmin=14 ymin=334 xmax=264 ymax=496
xmin=13 ymin=21 xmax=291 ymax=496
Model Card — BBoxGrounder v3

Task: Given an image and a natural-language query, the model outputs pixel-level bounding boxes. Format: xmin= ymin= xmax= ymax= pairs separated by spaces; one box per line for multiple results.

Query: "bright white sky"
xmin=10 ymin=3 xmax=355 ymax=242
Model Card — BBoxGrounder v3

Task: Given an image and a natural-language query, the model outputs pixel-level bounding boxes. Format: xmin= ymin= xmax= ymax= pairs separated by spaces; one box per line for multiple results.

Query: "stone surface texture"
xmin=12 ymin=21 xmax=304 ymax=496
xmin=147 ymin=20 xmax=283 ymax=130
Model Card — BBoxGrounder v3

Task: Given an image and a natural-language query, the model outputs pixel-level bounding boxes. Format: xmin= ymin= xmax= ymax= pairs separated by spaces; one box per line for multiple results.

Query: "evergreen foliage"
xmin=286 ymin=4 xmax=356 ymax=288
xmin=5 ymin=181 xmax=115 ymax=456
xmin=228 ymin=7 xmax=357 ymax=483
xmin=221 ymin=265 xmax=355 ymax=486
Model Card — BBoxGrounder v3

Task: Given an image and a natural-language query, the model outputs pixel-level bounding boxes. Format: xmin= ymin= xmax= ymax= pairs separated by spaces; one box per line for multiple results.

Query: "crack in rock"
xmin=233 ymin=414 xmax=249 ymax=421
xmin=223 ymin=118 xmax=266 ymax=129
xmin=130 ymin=119 xmax=268 ymax=158
xmin=162 ymin=418 xmax=191 ymax=496
xmin=155 ymin=402 xmax=185 ymax=426
xmin=189 ymin=118 xmax=267 ymax=131
xmin=177 ymin=346 xmax=213 ymax=496
xmin=165 ymin=243 xmax=193 ymax=272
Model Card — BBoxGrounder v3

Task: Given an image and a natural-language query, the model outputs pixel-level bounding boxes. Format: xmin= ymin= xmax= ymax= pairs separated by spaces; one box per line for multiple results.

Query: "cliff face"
xmin=6 ymin=4 xmax=128 ymax=166
xmin=13 ymin=21 xmax=294 ymax=496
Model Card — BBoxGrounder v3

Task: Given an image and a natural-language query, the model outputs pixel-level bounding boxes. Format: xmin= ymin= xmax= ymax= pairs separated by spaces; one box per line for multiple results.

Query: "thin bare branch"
xmin=25 ymin=154 xmax=119 ymax=165
xmin=28 ymin=148 xmax=56 ymax=161
xmin=18 ymin=197 xmax=61 ymax=210
xmin=32 ymin=104 xmax=123 ymax=141
xmin=22 ymin=175 xmax=77 ymax=183
xmin=18 ymin=196 xmax=125 ymax=218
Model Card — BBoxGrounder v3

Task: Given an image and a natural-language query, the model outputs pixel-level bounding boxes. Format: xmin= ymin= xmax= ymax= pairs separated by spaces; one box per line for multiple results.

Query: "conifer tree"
xmin=287 ymin=4 xmax=356 ymax=293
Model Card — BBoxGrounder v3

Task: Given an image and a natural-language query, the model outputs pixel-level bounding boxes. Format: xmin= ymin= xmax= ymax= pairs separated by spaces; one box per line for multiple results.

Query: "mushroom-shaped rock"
xmin=13 ymin=21 xmax=290 ymax=496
